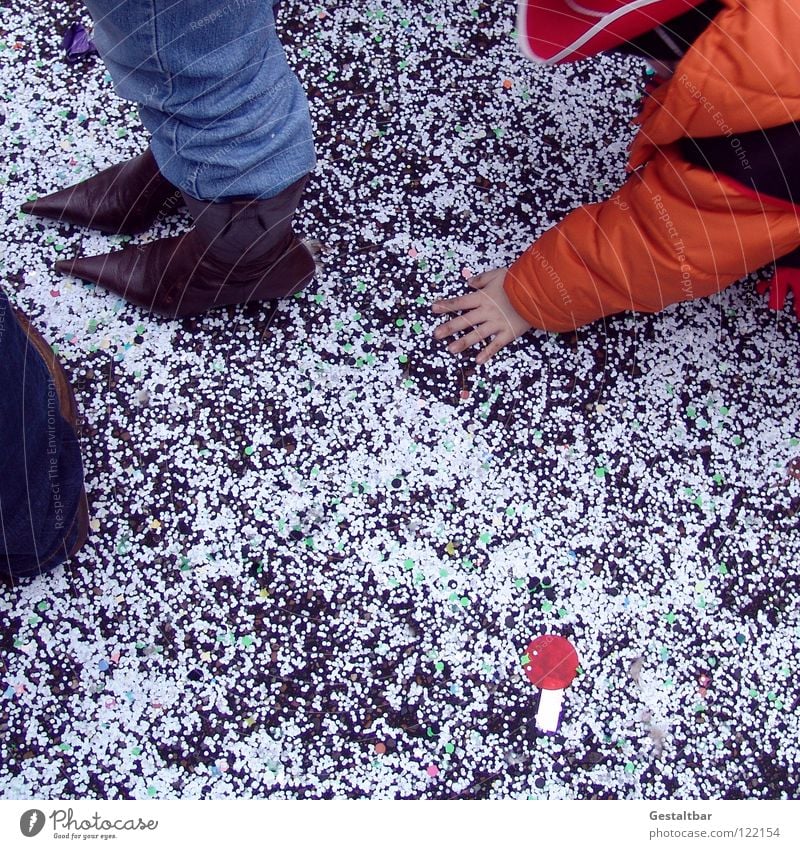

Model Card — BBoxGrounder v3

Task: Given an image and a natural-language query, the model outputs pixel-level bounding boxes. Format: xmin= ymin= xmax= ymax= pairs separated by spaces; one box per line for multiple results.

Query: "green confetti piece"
xmin=244 ymin=445 xmax=255 ymax=456
xmin=624 ymin=762 xmax=635 ymax=774
xmin=434 ymin=661 xmax=444 ymax=672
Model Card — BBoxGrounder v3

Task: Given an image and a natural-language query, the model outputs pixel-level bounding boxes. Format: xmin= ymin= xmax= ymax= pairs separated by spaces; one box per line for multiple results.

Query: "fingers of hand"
xmin=475 ymin=332 xmax=510 ymax=365
xmin=431 ymin=292 xmax=482 ymax=315
xmin=447 ymin=323 xmax=499 ymax=354
xmin=468 ymin=273 xmax=488 ymax=290
xmin=433 ymin=311 xmax=482 ymax=340
xmin=469 ymin=267 xmax=507 ymax=291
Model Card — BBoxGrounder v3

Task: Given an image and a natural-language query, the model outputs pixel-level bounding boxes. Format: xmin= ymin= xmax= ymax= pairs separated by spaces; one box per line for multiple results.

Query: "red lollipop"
xmin=524 ymin=634 xmax=579 ymax=732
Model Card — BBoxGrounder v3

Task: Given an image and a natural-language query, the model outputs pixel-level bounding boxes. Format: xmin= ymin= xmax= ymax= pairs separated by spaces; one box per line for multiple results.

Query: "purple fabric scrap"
xmin=61 ymin=22 xmax=98 ymax=63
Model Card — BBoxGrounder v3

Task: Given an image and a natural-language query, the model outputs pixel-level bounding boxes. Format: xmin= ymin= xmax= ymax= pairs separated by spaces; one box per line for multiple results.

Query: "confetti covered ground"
xmin=2 ymin=0 xmax=800 ymax=800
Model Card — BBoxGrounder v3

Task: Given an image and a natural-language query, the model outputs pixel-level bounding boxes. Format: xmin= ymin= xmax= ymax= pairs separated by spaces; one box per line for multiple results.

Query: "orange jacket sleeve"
xmin=504 ymin=146 xmax=800 ymax=333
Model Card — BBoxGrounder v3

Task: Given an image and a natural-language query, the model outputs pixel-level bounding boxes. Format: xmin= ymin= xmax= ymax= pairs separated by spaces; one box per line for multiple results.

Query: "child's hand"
xmin=432 ymin=267 xmax=532 ymax=365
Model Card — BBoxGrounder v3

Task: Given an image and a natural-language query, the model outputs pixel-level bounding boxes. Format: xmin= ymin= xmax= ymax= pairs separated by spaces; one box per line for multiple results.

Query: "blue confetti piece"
xmin=3 ymin=686 xmax=15 ymax=700
xmin=98 ymin=659 xmax=109 ymax=672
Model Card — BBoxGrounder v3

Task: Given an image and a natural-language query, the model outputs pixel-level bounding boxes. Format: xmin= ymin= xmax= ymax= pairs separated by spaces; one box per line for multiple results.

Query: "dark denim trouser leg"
xmin=0 ymin=289 xmax=85 ymax=581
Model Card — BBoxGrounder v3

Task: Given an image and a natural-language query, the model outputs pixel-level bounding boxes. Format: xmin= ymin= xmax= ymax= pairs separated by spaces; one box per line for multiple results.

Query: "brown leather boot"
xmin=21 ymin=148 xmax=184 ymax=235
xmin=54 ymin=175 xmax=316 ymax=318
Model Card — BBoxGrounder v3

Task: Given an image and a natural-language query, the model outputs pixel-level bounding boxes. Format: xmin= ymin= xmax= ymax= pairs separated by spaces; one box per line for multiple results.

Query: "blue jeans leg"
xmin=0 ymin=290 xmax=85 ymax=581
xmin=84 ymin=0 xmax=316 ymax=201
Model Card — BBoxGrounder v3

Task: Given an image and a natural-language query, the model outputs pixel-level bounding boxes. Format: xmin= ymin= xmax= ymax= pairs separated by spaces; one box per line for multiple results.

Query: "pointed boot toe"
xmin=22 ymin=149 xmax=183 ymax=235
xmin=55 ymin=239 xmax=172 ymax=311
xmin=56 ymin=176 xmax=318 ymax=319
